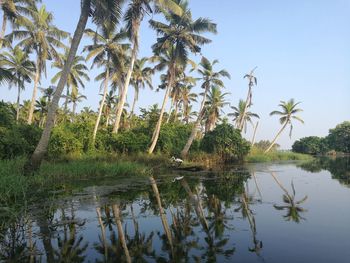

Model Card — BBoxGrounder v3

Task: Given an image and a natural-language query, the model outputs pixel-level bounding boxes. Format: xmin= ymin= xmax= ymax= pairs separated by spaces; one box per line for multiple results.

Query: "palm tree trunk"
xmin=149 ymin=176 xmax=174 ymax=251
xmin=27 ymin=56 xmax=40 ymax=125
xmin=148 ymin=73 xmax=173 ymax=154
xmin=173 ymin=100 xmax=179 ymax=122
xmin=181 ymin=86 xmax=209 ymax=158
xmin=113 ymin=23 xmax=139 ymax=134
xmin=112 ymin=204 xmax=132 ymax=263
xmin=96 ymin=206 xmax=108 ymax=260
xmin=251 ymin=121 xmax=259 ymax=145
xmin=130 ymin=85 xmax=138 ymax=117
xmin=166 ymin=97 xmax=174 ymax=123
xmin=105 ymin=111 xmax=109 ymax=127
xmin=0 ymin=12 xmax=6 ymax=49
xmin=64 ymin=86 xmax=69 ymax=112
xmin=239 ymin=86 xmax=252 ymax=131
xmin=16 ymin=85 xmax=21 ymax=122
xmin=264 ymin=121 xmax=288 ymax=153
xmin=72 ymin=102 xmax=76 ymax=115
xmin=27 ymin=0 xmax=91 ymax=173
xmin=93 ymin=65 xmax=109 ymax=143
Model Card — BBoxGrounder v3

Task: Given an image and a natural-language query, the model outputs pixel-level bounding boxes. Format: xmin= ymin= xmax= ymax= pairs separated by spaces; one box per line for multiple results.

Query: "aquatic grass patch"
xmin=246 ymin=149 xmax=312 ymax=163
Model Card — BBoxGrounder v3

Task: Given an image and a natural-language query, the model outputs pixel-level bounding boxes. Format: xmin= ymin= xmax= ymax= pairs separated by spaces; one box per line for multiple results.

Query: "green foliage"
xmin=326 ymin=121 xmax=350 ymax=153
xmin=201 ymin=123 xmax=250 ymax=161
xmin=0 ymin=102 xmax=41 ymax=159
xmin=254 ymin=140 xmax=280 ymax=151
xmin=292 ymin=136 xmax=328 ymax=155
xmin=247 ymin=150 xmax=312 ymax=163
xmin=109 ymin=130 xmax=150 ymax=154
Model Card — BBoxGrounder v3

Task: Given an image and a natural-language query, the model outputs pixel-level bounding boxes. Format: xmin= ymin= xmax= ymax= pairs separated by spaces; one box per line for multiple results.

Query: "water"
xmin=1 ymin=158 xmax=350 ymax=262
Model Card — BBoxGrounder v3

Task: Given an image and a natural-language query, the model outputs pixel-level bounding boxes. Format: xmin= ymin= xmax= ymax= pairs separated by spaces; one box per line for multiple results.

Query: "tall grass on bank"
xmin=246 ymin=148 xmax=312 ymax=163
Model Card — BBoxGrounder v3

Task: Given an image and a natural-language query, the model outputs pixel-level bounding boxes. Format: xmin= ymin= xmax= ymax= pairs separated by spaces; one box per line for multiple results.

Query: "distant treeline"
xmin=292 ymin=121 xmax=350 ymax=155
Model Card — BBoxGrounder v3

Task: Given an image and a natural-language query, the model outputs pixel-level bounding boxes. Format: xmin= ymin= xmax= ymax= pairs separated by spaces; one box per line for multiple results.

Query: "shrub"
xmin=326 ymin=121 xmax=350 ymax=153
xmin=201 ymin=123 xmax=250 ymax=162
xmin=292 ymin=136 xmax=328 ymax=155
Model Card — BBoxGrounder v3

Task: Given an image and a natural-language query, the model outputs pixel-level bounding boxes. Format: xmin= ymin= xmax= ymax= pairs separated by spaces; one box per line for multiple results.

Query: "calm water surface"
xmin=1 ymin=158 xmax=350 ymax=262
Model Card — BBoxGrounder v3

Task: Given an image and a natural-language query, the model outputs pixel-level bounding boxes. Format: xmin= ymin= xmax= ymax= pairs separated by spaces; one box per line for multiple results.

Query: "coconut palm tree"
xmin=27 ymin=0 xmax=125 ymax=172
xmin=84 ymin=22 xmax=128 ymax=144
xmin=204 ymin=86 xmax=229 ymax=132
xmin=0 ymin=0 xmax=37 ymax=49
xmin=63 ymin=90 xmax=87 ymax=116
xmin=34 ymin=96 xmax=47 ymax=127
xmin=129 ymin=57 xmax=153 ymax=117
xmin=51 ymin=48 xmax=89 ymax=112
xmin=179 ymin=84 xmax=197 ymax=123
xmin=39 ymin=85 xmax=56 ymax=103
xmin=181 ymin=57 xmax=230 ymax=157
xmin=113 ymin=0 xmax=182 ymax=134
xmin=0 ymin=46 xmax=35 ymax=120
xmin=229 ymin=99 xmax=259 ymax=133
xmin=265 ymin=99 xmax=304 ymax=153
xmin=238 ymin=67 xmax=258 ymax=131
xmin=148 ymin=0 xmax=217 ymax=153
xmin=7 ymin=4 xmax=68 ymax=125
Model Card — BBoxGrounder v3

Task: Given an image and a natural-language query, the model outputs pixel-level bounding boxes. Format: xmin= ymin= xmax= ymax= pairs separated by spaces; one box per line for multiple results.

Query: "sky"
xmin=1 ymin=0 xmax=349 ymax=149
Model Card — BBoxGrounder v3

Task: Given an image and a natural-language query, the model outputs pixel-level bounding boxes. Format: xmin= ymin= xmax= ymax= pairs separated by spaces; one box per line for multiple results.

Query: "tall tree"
xmin=181 ymin=57 xmax=229 ymax=157
xmin=229 ymin=99 xmax=259 ymax=133
xmin=148 ymin=0 xmax=217 ymax=154
xmin=84 ymin=23 xmax=128 ymax=143
xmin=51 ymin=47 xmax=89 ymax=112
xmin=0 ymin=46 xmax=35 ymax=120
xmin=238 ymin=67 xmax=257 ymax=131
xmin=28 ymin=0 xmax=125 ymax=172
xmin=0 ymin=0 xmax=37 ymax=49
xmin=34 ymin=96 xmax=47 ymax=127
xmin=7 ymin=4 xmax=68 ymax=124
xmin=130 ymin=57 xmax=153 ymax=117
xmin=179 ymin=84 xmax=197 ymax=123
xmin=112 ymin=0 xmax=182 ymax=133
xmin=265 ymin=99 xmax=304 ymax=153
xmin=204 ymin=86 xmax=229 ymax=132
xmin=64 ymin=90 xmax=87 ymax=116
xmin=39 ymin=85 xmax=56 ymax=103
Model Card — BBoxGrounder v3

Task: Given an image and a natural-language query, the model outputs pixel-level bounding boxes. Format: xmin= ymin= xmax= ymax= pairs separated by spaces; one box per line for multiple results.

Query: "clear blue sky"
xmin=1 ymin=0 xmax=349 ymax=148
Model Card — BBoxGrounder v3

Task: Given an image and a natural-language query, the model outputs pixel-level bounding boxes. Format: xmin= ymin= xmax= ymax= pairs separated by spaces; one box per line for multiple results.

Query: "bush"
xmin=201 ymin=123 xmax=250 ymax=162
xmin=292 ymin=136 xmax=328 ymax=155
xmin=326 ymin=121 xmax=350 ymax=153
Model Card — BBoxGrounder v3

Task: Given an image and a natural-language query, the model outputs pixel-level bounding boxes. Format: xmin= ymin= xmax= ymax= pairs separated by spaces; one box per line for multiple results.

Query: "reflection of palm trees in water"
xmin=270 ymin=172 xmax=308 ymax=223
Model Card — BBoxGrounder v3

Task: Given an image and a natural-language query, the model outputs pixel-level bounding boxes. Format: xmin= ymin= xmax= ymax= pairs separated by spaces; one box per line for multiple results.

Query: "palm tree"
xmin=238 ymin=67 xmax=257 ymax=131
xmin=179 ymin=84 xmax=197 ymax=123
xmin=28 ymin=0 xmax=125 ymax=172
xmin=229 ymin=99 xmax=259 ymax=133
xmin=112 ymin=0 xmax=182 ymax=134
xmin=51 ymin=47 xmax=89 ymax=112
xmin=265 ymin=99 xmax=304 ymax=153
xmin=0 ymin=0 xmax=37 ymax=49
xmin=129 ymin=57 xmax=153 ymax=117
xmin=103 ymin=90 xmax=118 ymax=127
xmin=148 ymin=0 xmax=217 ymax=154
xmin=0 ymin=46 xmax=35 ymax=121
xmin=39 ymin=85 xmax=56 ymax=103
xmin=204 ymin=86 xmax=229 ymax=132
xmin=84 ymin=22 xmax=128 ymax=144
xmin=63 ymin=90 xmax=87 ymax=116
xmin=181 ymin=57 xmax=230 ymax=157
xmin=34 ymin=96 xmax=47 ymax=127
xmin=7 ymin=4 xmax=68 ymax=125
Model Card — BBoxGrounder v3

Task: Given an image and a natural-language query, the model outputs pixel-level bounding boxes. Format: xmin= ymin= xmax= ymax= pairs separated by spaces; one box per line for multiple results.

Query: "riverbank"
xmin=246 ymin=150 xmax=312 ymax=163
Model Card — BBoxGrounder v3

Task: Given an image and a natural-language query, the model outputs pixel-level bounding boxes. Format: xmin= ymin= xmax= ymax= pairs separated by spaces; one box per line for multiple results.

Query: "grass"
xmin=246 ymin=148 xmax=313 ymax=163
xmin=0 ymin=155 xmax=154 ymax=211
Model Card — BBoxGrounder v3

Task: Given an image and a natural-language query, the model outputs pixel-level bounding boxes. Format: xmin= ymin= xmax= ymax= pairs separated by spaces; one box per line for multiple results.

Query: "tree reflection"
xmin=270 ymin=172 xmax=308 ymax=223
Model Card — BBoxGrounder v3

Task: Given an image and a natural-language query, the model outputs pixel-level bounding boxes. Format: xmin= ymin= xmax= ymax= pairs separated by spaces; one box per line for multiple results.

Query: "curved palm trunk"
xmin=72 ymin=102 xmax=76 ymax=116
xmin=113 ymin=24 xmax=139 ymax=134
xmin=0 ymin=13 xmax=6 ymax=49
xmin=64 ymin=86 xmax=69 ymax=112
xmin=16 ymin=85 xmax=21 ymax=122
xmin=96 ymin=206 xmax=108 ymax=261
xmin=93 ymin=66 xmax=109 ymax=143
xmin=181 ymin=86 xmax=209 ymax=158
xmin=27 ymin=0 xmax=91 ymax=173
xmin=173 ymin=100 xmax=179 ymax=122
xmin=264 ymin=121 xmax=288 ymax=153
xmin=149 ymin=176 xmax=174 ymax=252
xmin=27 ymin=56 xmax=40 ymax=125
xmin=148 ymin=74 xmax=173 ymax=154
xmin=251 ymin=121 xmax=259 ymax=145
xmin=112 ymin=204 xmax=132 ymax=263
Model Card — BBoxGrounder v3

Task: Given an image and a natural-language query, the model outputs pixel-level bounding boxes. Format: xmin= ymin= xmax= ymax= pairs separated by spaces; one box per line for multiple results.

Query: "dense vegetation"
xmin=0 ymin=0 xmax=311 ymax=174
xmin=292 ymin=121 xmax=350 ymax=155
